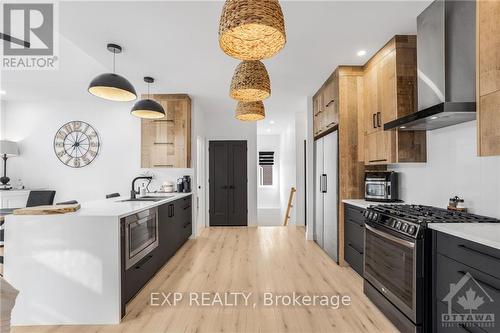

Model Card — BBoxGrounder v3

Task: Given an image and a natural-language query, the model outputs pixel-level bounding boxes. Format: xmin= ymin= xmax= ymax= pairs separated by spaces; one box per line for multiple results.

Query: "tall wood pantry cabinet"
xmin=141 ymin=94 xmax=191 ymax=168
xmin=477 ymin=0 xmax=500 ymax=156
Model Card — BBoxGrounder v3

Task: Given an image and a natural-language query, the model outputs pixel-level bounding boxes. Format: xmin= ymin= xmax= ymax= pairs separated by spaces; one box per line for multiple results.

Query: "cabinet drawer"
xmin=345 ymin=241 xmax=364 ymax=276
xmin=436 ymin=232 xmax=500 ymax=280
xmin=345 ymin=218 xmax=364 ymax=253
xmin=344 ymin=204 xmax=365 ymax=226
xmin=435 ymin=301 xmax=487 ymax=333
xmin=435 ymin=253 xmax=500 ymax=333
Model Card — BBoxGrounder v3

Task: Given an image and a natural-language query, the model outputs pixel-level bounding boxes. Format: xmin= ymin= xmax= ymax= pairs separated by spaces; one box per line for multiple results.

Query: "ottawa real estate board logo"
xmin=1 ymin=2 xmax=59 ymax=70
xmin=441 ymin=272 xmax=496 ymax=329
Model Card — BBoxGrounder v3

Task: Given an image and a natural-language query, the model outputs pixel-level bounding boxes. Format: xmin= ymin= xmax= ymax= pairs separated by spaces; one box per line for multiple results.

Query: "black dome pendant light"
xmin=88 ymin=43 xmax=137 ymax=102
xmin=131 ymin=77 xmax=166 ymax=119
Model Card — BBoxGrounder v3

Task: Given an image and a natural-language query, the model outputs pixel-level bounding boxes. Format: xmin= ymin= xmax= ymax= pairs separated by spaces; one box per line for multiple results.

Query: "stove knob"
xmin=364 ymin=210 xmax=370 ymax=218
xmin=372 ymin=213 xmax=378 ymax=221
xmin=395 ymin=221 xmax=402 ymax=229
xmin=407 ymin=225 xmax=416 ymax=235
xmin=401 ymin=223 xmax=409 ymax=232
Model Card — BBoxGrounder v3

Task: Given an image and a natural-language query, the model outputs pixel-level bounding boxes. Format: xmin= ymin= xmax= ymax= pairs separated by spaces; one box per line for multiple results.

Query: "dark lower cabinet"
xmin=432 ymin=231 xmax=500 ymax=333
xmin=343 ymin=203 xmax=365 ymax=276
xmin=121 ymin=195 xmax=192 ymax=315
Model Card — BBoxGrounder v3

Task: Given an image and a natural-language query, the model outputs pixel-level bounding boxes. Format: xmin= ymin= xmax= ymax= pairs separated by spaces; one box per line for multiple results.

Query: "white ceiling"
xmin=1 ymin=1 xmax=431 ymax=135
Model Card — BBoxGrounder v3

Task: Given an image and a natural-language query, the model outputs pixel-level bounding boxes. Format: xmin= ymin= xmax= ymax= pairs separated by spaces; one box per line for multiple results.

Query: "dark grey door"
xmin=209 ymin=141 xmax=247 ymax=226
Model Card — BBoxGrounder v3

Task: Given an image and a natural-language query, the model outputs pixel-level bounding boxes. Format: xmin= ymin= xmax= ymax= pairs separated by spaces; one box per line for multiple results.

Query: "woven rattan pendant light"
xmin=230 ymin=60 xmax=270 ymax=102
xmin=219 ymin=0 xmax=286 ymax=60
xmin=235 ymin=101 xmax=266 ymax=121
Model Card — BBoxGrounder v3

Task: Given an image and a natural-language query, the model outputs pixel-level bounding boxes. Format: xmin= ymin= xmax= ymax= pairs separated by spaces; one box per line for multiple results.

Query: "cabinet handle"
xmin=326 ymin=122 xmax=336 ymax=128
xmin=457 ymin=271 xmax=500 ymax=292
xmin=377 ymin=112 xmax=381 ymax=127
xmin=325 ymin=99 xmax=335 ymax=108
xmin=183 ymin=205 xmax=191 ymax=210
xmin=135 ymin=255 xmax=153 ymax=269
xmin=347 ymin=242 xmax=364 ymax=255
xmin=457 ymin=324 xmax=473 ymax=333
xmin=458 ymin=244 xmax=500 ymax=262
xmin=368 ymin=159 xmax=387 ymax=163
xmin=372 ymin=114 xmax=377 ymax=129
xmin=184 ymin=222 xmax=192 ymax=228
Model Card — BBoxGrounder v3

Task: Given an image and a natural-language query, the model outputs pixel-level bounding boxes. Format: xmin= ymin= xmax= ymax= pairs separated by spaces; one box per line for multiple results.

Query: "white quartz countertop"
xmin=429 ymin=223 xmax=500 ymax=250
xmin=72 ymin=192 xmax=192 ymax=218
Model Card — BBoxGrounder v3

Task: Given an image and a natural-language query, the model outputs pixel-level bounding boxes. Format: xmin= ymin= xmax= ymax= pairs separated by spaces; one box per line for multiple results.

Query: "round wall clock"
xmin=53 ymin=121 xmax=100 ymax=168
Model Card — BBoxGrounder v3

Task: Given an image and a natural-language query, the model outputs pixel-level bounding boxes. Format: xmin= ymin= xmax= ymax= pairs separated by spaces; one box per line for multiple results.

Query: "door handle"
xmin=372 ymin=114 xmax=377 ymax=129
xmin=321 ymin=174 xmax=327 ymax=193
xmin=377 ymin=112 xmax=381 ymax=127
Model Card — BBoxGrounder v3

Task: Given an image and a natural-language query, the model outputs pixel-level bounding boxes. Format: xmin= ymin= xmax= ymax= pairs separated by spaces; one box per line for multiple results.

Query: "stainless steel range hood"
xmin=385 ymin=0 xmax=476 ymax=131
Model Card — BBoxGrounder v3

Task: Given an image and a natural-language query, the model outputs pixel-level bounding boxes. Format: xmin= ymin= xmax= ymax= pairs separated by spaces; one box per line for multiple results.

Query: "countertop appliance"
xmin=363 ymin=204 xmax=499 ymax=333
xmin=365 ymin=171 xmax=399 ymax=202
xmin=123 ymin=207 xmax=159 ymax=270
xmin=182 ymin=175 xmax=191 ymax=193
xmin=385 ymin=0 xmax=476 ymax=131
xmin=314 ymin=131 xmax=338 ymax=261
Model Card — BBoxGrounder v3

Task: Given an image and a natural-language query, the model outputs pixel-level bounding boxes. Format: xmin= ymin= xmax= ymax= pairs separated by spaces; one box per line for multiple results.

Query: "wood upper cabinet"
xmin=362 ymin=35 xmax=426 ymax=165
xmin=313 ymin=73 xmax=339 ymax=138
xmin=477 ymin=0 xmax=500 ymax=156
xmin=141 ymin=94 xmax=191 ymax=168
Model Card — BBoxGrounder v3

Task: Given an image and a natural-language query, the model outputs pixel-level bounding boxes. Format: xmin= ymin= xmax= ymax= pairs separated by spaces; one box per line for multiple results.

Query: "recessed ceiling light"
xmin=357 ymin=50 xmax=367 ymax=57
xmin=430 ymin=116 xmax=438 ymax=120
xmin=269 ymin=120 xmax=275 ymax=125
xmin=0 ymin=90 xmax=6 ymax=95
xmin=400 ymin=126 xmax=407 ymax=129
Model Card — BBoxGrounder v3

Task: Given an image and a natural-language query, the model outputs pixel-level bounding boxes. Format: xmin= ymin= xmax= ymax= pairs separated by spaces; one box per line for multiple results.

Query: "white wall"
xmin=280 ymin=120 xmax=297 ymax=225
xmin=390 ymin=121 xmax=500 ymax=218
xmin=203 ymin=114 xmax=258 ymax=226
xmin=294 ymin=112 xmax=307 ymax=226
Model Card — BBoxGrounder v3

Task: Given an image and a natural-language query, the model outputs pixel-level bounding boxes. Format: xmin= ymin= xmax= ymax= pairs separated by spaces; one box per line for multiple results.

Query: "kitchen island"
xmin=3 ymin=193 xmax=192 ymax=326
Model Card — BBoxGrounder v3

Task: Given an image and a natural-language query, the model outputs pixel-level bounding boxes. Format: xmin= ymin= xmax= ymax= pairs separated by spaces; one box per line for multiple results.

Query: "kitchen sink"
xmin=118 ymin=196 xmax=172 ymax=202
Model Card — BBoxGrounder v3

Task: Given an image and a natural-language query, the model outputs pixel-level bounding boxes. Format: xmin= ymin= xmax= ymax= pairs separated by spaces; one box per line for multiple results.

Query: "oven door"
xmin=125 ymin=208 xmax=159 ymax=270
xmin=364 ymin=223 xmax=418 ymax=323
xmin=365 ymin=180 xmax=389 ymax=200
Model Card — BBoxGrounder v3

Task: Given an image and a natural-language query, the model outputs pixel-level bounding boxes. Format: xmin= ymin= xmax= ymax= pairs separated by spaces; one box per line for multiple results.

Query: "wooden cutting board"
xmin=13 ymin=204 xmax=80 ymax=215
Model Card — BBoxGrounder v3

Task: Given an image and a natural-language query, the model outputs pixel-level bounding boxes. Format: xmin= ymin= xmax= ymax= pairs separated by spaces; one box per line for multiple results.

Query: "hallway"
xmin=14 ymin=227 xmax=398 ymax=333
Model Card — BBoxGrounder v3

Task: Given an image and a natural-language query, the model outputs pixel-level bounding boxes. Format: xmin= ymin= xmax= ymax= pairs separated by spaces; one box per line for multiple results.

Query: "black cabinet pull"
xmin=457 ymin=271 xmax=500 ymax=293
xmin=377 ymin=112 xmax=381 ymax=127
xmin=348 ymin=242 xmax=364 ymax=255
xmin=184 ymin=222 xmax=192 ymax=228
xmin=458 ymin=244 xmax=500 ymax=262
xmin=135 ymin=255 xmax=153 ymax=269
xmin=183 ymin=205 xmax=191 ymax=210
xmin=372 ymin=113 xmax=377 ymax=129
xmin=221 ymin=185 xmax=228 ymax=189
xmin=457 ymin=324 xmax=473 ymax=333
xmin=229 ymin=185 xmax=235 ymax=189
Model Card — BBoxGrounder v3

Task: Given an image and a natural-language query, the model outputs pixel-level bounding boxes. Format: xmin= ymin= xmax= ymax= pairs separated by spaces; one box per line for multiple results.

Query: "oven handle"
xmin=365 ymin=224 xmax=415 ymax=249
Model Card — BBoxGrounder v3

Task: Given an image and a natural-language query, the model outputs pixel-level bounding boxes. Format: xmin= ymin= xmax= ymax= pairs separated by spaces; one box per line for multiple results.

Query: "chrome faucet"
xmin=131 ymin=176 xmax=153 ymax=199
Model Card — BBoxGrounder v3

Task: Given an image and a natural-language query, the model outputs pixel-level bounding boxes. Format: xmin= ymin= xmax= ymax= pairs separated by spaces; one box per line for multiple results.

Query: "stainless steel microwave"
xmin=365 ymin=171 xmax=399 ymax=202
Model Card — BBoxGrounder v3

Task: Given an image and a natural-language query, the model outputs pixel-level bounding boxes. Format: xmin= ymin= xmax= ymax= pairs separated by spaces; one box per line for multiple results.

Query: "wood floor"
xmin=13 ymin=226 xmax=398 ymax=333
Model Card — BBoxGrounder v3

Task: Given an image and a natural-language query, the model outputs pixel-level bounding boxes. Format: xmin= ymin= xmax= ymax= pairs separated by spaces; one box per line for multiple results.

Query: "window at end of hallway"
xmin=258 ymin=151 xmax=275 ymax=186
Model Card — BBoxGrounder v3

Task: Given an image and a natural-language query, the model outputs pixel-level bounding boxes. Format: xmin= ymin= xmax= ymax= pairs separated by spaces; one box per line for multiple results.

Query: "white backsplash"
xmin=389 ymin=120 xmax=500 ymax=218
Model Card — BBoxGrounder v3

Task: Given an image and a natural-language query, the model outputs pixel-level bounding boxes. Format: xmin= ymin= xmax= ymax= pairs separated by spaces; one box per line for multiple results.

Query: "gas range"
xmin=364 ymin=204 xmax=500 ymax=239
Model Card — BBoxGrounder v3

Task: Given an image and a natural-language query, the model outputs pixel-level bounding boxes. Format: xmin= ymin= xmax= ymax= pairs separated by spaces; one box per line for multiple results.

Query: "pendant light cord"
xmin=113 ymin=51 xmax=116 ymax=73
xmin=147 ymin=82 xmax=150 ymax=99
